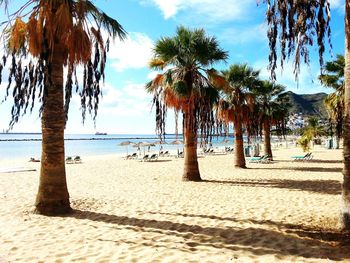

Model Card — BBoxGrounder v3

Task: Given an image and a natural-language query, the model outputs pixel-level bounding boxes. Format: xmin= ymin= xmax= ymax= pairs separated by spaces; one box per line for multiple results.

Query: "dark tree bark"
xmin=234 ymin=119 xmax=246 ymax=168
xmin=263 ymin=119 xmax=273 ymax=160
xmin=342 ymin=0 xmax=350 ymax=230
xmin=35 ymin=40 xmax=71 ymax=215
xmin=182 ymin=110 xmax=201 ymax=181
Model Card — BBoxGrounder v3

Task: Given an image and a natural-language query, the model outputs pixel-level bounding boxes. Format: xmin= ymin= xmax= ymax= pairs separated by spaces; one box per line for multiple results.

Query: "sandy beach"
xmin=1 ymin=146 xmax=349 ymax=262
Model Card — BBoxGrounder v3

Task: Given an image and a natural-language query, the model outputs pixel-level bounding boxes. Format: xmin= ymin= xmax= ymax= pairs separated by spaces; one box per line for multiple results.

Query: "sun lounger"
xmin=249 ymin=156 xmax=263 ymax=163
xmin=141 ymin=154 xmax=150 ymax=161
xmin=159 ymin=151 xmax=169 ymax=157
xmin=65 ymin=156 xmax=74 ymax=164
xmin=225 ymin=147 xmax=233 ymax=153
xmin=125 ymin=153 xmax=137 ymax=160
xmin=74 ymin=156 xmax=82 ymax=163
xmin=249 ymin=154 xmax=271 ymax=163
xmin=291 ymin=152 xmax=312 ymax=161
xmin=149 ymin=154 xmax=158 ymax=161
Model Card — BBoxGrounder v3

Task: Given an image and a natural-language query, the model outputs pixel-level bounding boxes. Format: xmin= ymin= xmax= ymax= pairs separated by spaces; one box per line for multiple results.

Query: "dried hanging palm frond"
xmin=9 ymin=18 xmax=27 ymax=54
xmin=67 ymin=25 xmax=92 ymax=64
xmin=261 ymin=0 xmax=331 ymax=80
xmin=0 ymin=0 xmax=126 ymax=129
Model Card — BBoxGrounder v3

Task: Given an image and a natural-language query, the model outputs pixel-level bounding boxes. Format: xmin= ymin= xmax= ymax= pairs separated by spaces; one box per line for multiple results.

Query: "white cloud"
xmin=108 ymin=32 xmax=154 ymax=72
xmin=149 ymin=0 xmax=182 ymax=19
xmin=96 ymin=82 xmax=152 ymax=117
xmin=146 ymin=0 xmax=254 ymax=22
xmin=147 ymin=71 xmax=159 ymax=80
xmin=329 ymin=0 xmax=344 ymax=11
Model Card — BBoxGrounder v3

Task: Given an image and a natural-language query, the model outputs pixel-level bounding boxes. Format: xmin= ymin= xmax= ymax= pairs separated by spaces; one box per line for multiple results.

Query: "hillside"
xmin=285 ymin=91 xmax=328 ymax=118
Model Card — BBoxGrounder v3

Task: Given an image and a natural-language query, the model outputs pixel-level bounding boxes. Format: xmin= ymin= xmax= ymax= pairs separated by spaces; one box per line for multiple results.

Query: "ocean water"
xmin=0 ymin=133 xmax=234 ymax=160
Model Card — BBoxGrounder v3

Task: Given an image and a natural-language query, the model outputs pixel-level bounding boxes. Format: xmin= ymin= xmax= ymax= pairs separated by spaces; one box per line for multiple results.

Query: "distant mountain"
xmin=284 ymin=91 xmax=328 ymax=118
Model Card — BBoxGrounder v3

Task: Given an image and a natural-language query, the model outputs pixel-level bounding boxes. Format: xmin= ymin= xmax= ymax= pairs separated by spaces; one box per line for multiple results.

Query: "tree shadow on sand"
xmin=202 ymin=179 xmax=341 ymax=195
xmin=273 ymin=159 xmax=342 ymax=164
xmin=68 ymin=209 xmax=350 ymax=261
xmin=251 ymin=166 xmax=342 ymax=173
xmin=305 ymin=159 xmax=342 ymax=164
xmin=143 ymin=210 xmax=349 ymax=243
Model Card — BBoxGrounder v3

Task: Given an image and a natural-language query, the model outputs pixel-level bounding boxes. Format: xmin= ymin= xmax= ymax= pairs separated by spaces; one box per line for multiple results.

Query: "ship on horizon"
xmin=95 ymin=132 xmax=107 ymax=135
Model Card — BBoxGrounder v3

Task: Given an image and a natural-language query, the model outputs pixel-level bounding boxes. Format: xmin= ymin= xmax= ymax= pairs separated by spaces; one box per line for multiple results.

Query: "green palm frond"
xmin=173 ymin=81 xmax=188 ymax=97
xmin=83 ymin=0 xmax=126 ymax=40
xmin=319 ymin=54 xmax=344 ymax=91
xmin=153 ymin=37 xmax=179 ymax=65
xmin=320 ymin=54 xmax=344 ymax=137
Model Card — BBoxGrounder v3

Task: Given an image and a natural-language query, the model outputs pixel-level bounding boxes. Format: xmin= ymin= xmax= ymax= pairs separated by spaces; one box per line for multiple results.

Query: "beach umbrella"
xmin=134 ymin=141 xmax=154 ymax=155
xmin=118 ymin=141 xmax=134 ymax=155
xmin=170 ymin=140 xmax=183 ymax=145
xmin=170 ymin=140 xmax=183 ymax=154
xmin=153 ymin=140 xmax=167 ymax=153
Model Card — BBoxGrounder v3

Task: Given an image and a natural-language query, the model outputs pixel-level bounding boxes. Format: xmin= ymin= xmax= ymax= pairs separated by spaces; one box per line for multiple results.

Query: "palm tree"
xmin=305 ymin=117 xmax=326 ymax=139
xmin=298 ymin=117 xmax=326 ymax=151
xmin=261 ymin=0 xmax=350 ymax=229
xmin=217 ymin=64 xmax=259 ymax=168
xmin=146 ymin=26 xmax=228 ymax=181
xmin=0 ymin=1 xmax=126 ymax=215
xmin=253 ymin=80 xmax=287 ymax=160
xmin=320 ymin=55 xmax=344 ymax=149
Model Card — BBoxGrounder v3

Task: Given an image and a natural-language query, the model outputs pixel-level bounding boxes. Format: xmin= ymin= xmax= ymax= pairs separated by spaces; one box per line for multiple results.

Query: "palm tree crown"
xmin=147 ymin=26 xmax=228 ymax=142
xmin=218 ymin=64 xmax=258 ymax=121
xmin=320 ymin=54 xmax=344 ymax=146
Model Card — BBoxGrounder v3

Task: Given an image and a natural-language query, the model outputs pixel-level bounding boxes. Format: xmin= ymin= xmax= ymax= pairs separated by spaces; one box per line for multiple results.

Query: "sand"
xmin=0 ymin=146 xmax=349 ymax=262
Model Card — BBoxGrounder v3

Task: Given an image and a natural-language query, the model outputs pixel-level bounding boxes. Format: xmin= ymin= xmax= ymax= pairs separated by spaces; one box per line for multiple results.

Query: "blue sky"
xmin=0 ymin=0 xmax=346 ymax=134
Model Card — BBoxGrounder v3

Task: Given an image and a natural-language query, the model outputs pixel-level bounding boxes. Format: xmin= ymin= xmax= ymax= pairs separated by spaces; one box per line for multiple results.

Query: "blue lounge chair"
xmin=291 ymin=152 xmax=312 ymax=161
xmin=249 ymin=154 xmax=271 ymax=163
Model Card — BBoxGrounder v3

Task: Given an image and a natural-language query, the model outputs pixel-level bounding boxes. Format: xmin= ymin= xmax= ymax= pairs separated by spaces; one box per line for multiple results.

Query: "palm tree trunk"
xmin=182 ymin=110 xmax=201 ymax=181
xmin=263 ymin=119 xmax=273 ymax=159
xmin=342 ymin=0 xmax=350 ymax=230
xmin=336 ymin=112 xmax=342 ymax=149
xmin=35 ymin=41 xmax=71 ymax=215
xmin=234 ymin=119 xmax=246 ymax=168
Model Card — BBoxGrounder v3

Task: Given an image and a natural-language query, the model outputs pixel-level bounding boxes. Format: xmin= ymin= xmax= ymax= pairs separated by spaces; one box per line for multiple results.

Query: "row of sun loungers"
xmin=225 ymin=147 xmax=234 ymax=153
xmin=159 ymin=151 xmax=170 ymax=157
xmin=125 ymin=151 xmax=183 ymax=160
xmin=125 ymin=153 xmax=138 ymax=160
xmin=203 ymin=148 xmax=227 ymax=155
xmin=248 ymin=152 xmax=313 ymax=163
xmin=141 ymin=154 xmax=158 ymax=161
xmin=66 ymin=156 xmax=82 ymax=164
